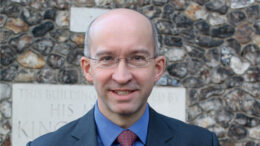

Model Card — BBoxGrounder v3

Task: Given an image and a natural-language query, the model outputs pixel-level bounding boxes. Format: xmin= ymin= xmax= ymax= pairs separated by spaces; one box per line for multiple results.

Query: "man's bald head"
xmin=84 ymin=8 xmax=159 ymax=57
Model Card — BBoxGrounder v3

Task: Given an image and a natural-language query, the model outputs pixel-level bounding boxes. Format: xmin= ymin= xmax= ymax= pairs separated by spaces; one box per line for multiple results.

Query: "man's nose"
xmin=111 ymin=60 xmax=133 ymax=84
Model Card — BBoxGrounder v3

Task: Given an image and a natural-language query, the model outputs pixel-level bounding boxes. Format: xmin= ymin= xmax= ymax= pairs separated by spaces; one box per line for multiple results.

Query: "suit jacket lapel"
xmin=146 ymin=108 xmax=176 ymax=146
xmin=71 ymin=108 xmax=98 ymax=146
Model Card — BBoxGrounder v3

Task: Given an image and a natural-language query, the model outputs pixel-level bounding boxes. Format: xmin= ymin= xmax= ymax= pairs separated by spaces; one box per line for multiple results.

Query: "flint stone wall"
xmin=0 ymin=0 xmax=260 ymax=145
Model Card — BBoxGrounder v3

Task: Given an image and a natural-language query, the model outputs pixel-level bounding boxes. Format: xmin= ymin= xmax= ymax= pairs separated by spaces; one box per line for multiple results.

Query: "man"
xmin=27 ymin=8 xmax=220 ymax=146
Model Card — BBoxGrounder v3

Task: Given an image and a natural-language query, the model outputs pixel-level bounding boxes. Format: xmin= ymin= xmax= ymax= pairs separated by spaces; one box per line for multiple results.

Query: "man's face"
xmin=81 ymin=11 xmax=165 ymax=118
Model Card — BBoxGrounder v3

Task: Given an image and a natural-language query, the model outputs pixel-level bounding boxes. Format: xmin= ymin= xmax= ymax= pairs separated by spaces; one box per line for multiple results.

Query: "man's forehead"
xmin=87 ymin=8 xmax=155 ymax=57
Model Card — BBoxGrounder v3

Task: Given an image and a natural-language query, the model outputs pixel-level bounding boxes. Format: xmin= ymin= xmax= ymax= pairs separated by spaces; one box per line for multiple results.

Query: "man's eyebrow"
xmin=94 ymin=48 xmax=152 ymax=57
xmin=94 ymin=51 xmax=114 ymax=57
xmin=129 ymin=49 xmax=151 ymax=56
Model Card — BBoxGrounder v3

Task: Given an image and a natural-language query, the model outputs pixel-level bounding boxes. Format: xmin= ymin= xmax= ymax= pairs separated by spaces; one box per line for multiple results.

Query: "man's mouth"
xmin=112 ymin=90 xmax=135 ymax=95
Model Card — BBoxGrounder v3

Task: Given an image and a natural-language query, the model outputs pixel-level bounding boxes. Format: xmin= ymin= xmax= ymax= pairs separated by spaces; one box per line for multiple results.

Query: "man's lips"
xmin=110 ymin=89 xmax=137 ymax=96
xmin=114 ymin=90 xmax=131 ymax=95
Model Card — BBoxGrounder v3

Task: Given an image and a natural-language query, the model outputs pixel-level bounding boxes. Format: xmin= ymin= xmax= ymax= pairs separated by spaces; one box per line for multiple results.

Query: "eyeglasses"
xmin=88 ymin=55 xmax=156 ymax=69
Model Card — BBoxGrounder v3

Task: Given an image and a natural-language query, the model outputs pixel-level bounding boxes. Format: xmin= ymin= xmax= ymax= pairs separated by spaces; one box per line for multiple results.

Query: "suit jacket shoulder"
xmin=27 ymin=108 xmax=98 ymax=146
xmin=146 ymin=107 xmax=220 ymax=146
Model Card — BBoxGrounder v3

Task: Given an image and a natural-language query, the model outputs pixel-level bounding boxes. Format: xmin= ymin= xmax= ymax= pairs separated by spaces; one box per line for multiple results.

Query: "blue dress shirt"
xmin=94 ymin=103 xmax=149 ymax=146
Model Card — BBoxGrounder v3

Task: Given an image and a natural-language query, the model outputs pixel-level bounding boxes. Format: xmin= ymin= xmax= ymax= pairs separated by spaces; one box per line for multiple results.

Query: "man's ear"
xmin=81 ymin=57 xmax=93 ymax=82
xmin=154 ymin=56 xmax=166 ymax=82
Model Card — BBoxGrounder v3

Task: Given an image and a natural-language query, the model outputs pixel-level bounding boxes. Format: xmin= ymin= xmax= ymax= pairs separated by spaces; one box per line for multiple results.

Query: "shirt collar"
xmin=128 ymin=104 xmax=149 ymax=144
xmin=94 ymin=102 xmax=149 ymax=145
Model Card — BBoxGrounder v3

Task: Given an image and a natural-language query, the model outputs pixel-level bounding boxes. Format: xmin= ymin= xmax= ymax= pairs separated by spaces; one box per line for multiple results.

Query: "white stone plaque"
xmin=12 ymin=84 xmax=185 ymax=146
xmin=11 ymin=0 xmax=21 ymax=2
xmin=148 ymin=87 xmax=186 ymax=121
xmin=70 ymin=7 xmax=109 ymax=32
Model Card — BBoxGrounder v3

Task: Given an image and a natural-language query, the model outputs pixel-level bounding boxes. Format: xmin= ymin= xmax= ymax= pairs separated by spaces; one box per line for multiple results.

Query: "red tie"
xmin=117 ymin=130 xmax=137 ymax=146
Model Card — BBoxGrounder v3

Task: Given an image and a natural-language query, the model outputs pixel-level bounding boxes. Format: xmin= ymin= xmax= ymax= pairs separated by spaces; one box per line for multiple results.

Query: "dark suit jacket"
xmin=27 ymin=107 xmax=220 ymax=146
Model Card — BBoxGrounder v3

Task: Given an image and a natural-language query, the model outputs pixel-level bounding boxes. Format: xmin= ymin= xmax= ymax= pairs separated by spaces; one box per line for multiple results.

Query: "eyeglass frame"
xmin=86 ymin=55 xmax=157 ymax=69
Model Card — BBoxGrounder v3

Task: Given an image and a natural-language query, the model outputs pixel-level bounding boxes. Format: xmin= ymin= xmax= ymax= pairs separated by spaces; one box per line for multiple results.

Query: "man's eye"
xmin=99 ymin=56 xmax=114 ymax=61
xmin=132 ymin=55 xmax=146 ymax=61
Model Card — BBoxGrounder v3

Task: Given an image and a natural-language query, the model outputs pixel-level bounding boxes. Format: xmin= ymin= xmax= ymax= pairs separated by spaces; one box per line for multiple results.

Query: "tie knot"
xmin=117 ymin=130 xmax=137 ymax=146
